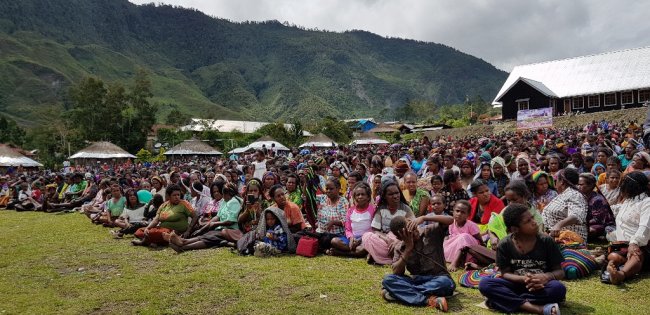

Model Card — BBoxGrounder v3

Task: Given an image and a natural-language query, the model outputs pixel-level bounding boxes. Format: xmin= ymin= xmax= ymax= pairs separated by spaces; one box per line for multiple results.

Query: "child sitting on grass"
xmin=381 ymin=214 xmax=455 ymax=311
xmin=478 ymin=204 xmax=565 ymax=315
xmin=443 ymin=200 xmax=483 ymax=271
xmin=254 ymin=207 xmax=295 ymax=257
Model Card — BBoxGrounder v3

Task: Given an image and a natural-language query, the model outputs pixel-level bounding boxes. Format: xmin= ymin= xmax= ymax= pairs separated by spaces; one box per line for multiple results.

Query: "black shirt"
xmin=496 ymin=234 xmax=563 ymax=275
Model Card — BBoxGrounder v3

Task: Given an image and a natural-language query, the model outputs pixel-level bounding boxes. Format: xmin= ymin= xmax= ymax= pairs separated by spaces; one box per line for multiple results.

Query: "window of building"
xmin=517 ymin=100 xmax=529 ymax=111
xmin=588 ymin=95 xmax=600 ymax=108
xmin=604 ymin=93 xmax=616 ymax=106
xmin=621 ymin=91 xmax=633 ymax=105
xmin=639 ymin=89 xmax=650 ymax=104
xmin=572 ymin=97 xmax=584 ymax=109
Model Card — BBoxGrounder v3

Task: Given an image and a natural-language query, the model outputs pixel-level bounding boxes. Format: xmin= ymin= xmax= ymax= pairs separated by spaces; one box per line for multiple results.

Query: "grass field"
xmin=0 ymin=211 xmax=649 ymax=314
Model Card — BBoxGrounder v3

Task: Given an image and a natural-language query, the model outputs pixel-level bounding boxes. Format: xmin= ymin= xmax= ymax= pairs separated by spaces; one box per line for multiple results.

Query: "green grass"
xmin=0 ymin=211 xmax=648 ymax=314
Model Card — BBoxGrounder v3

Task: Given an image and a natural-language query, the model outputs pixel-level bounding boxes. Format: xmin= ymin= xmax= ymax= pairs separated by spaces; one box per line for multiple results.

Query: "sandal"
xmin=380 ymin=289 xmax=396 ymax=302
xmin=543 ymin=303 xmax=560 ymax=315
xmin=427 ymin=296 xmax=448 ymax=312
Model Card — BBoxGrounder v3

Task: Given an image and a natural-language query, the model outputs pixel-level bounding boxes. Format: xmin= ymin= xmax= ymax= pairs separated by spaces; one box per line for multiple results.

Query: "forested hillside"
xmin=0 ymin=0 xmax=507 ymax=124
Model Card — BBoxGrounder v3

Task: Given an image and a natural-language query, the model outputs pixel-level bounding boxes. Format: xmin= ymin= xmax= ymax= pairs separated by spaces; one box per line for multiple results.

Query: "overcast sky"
xmin=129 ymin=0 xmax=650 ymax=71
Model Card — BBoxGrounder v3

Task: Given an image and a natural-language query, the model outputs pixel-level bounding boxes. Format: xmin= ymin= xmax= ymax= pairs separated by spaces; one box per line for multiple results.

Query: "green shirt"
xmin=158 ymin=200 xmax=194 ymax=232
xmin=216 ymin=197 xmax=241 ymax=231
xmin=70 ymin=180 xmax=88 ymax=194
xmin=106 ymin=196 xmax=126 ymax=217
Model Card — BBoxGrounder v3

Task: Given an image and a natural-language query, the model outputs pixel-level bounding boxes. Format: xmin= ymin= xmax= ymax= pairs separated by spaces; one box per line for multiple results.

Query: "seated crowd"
xmin=2 ymin=118 xmax=650 ymax=314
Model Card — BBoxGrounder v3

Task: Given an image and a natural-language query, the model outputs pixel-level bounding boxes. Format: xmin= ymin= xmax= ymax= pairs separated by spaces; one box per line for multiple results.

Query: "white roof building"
xmin=493 ymin=46 xmax=650 ymax=119
xmin=179 ymin=119 xmax=312 ymax=136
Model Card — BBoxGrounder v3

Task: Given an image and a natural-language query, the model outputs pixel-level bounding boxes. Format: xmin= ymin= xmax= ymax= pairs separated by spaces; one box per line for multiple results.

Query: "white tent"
xmin=165 ymin=140 xmax=223 ymax=156
xmin=0 ymin=145 xmax=43 ymax=167
xmin=228 ymin=147 xmax=249 ymax=154
xmin=244 ymin=136 xmax=290 ymax=151
xmin=350 ymin=134 xmax=390 ymax=145
xmin=299 ymin=133 xmax=338 ymax=148
xmin=69 ymin=141 xmax=135 ymax=160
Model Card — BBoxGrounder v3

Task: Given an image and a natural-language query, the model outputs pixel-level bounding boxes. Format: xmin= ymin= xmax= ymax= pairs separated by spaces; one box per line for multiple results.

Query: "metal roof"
xmin=493 ymin=46 xmax=650 ymax=104
xmin=179 ymin=119 xmax=312 ymax=136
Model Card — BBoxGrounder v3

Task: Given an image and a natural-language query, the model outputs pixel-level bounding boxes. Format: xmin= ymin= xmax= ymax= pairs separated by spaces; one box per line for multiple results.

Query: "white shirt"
xmin=252 ymin=160 xmax=267 ymax=179
xmin=121 ymin=205 xmax=146 ymax=223
xmin=350 ymin=209 xmax=373 ymax=238
xmin=612 ymin=193 xmax=650 ymax=246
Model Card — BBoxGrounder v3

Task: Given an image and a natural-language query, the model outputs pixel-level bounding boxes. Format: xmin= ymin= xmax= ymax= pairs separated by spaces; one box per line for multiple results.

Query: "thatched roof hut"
xmin=0 ymin=144 xmax=43 ymax=167
xmin=69 ymin=142 xmax=135 ymax=160
xmin=299 ymin=133 xmax=338 ymax=148
xmin=164 ymin=140 xmax=223 ymax=156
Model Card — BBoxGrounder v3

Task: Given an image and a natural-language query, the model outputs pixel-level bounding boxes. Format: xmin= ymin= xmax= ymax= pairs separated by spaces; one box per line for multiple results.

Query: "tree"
xmin=66 ymin=71 xmax=158 ymax=152
xmin=165 ymin=107 xmax=191 ymax=126
xmin=256 ymin=123 xmax=291 ymax=145
xmin=315 ymin=116 xmax=353 ymax=144
xmin=0 ymin=115 xmax=26 ymax=146
xmin=135 ymin=148 xmax=153 ymax=162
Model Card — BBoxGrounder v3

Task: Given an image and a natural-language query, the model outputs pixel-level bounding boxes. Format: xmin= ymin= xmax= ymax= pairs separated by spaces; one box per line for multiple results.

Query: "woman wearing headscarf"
xmin=490 ymin=156 xmax=510 ymax=198
xmin=530 ymin=170 xmax=558 ymax=213
xmin=261 ymin=171 xmax=280 ymax=209
xmin=473 ymin=162 xmax=498 ymax=197
xmin=510 ymin=155 xmax=531 ymax=181
xmin=542 ymin=168 xmax=589 ymax=241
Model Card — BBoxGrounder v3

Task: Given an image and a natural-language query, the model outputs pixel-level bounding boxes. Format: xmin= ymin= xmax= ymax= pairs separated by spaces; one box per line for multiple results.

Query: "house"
xmin=179 ymin=119 xmax=312 ymax=136
xmin=344 ymin=118 xmax=378 ymax=132
xmin=493 ymin=46 xmax=650 ymax=120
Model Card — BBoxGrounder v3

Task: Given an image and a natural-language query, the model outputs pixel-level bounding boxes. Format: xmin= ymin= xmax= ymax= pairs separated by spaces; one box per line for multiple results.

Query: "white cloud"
xmin=129 ymin=0 xmax=650 ymax=71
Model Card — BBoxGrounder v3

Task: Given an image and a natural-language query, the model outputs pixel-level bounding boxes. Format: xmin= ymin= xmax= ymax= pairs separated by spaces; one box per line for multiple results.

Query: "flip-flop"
xmin=543 ymin=303 xmax=560 ymax=315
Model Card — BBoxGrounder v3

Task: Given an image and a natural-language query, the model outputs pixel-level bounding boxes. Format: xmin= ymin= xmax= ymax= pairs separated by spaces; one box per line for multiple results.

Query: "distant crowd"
xmin=2 ymin=117 xmax=650 ymax=314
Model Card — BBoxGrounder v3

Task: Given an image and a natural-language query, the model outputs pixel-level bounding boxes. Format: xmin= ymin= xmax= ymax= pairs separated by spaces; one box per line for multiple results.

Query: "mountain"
xmin=0 ymin=0 xmax=508 ymax=124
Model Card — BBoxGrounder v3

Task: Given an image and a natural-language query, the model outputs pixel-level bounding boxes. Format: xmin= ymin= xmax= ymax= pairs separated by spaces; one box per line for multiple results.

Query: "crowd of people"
xmin=2 ymin=117 xmax=650 ymax=314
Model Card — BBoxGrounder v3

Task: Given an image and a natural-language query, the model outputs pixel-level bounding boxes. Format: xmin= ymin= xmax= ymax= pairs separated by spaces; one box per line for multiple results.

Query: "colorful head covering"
xmin=490 ymin=156 xmax=509 ymax=177
xmin=479 ymin=151 xmax=492 ymax=162
xmin=262 ymin=171 xmax=279 ymax=185
xmin=531 ymin=170 xmax=555 ymax=188
xmin=591 ymin=163 xmax=606 ymax=176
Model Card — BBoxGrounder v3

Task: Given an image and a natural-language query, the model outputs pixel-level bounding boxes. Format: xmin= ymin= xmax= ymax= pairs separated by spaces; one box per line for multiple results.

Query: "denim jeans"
xmin=382 ymin=274 xmax=455 ymax=306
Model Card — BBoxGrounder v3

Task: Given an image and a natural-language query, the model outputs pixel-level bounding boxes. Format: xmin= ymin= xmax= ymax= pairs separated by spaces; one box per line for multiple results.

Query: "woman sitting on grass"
xmin=132 ymin=184 xmax=197 ymax=247
xmin=599 ymin=169 xmax=621 ymax=206
xmin=478 ymin=204 xmax=566 ymax=315
xmin=110 ymin=189 xmax=146 ymax=238
xmin=578 ymin=173 xmax=615 ymax=242
xmin=92 ymin=184 xmax=125 ymax=227
xmin=329 ymin=182 xmax=375 ymax=257
xmin=362 ymin=177 xmax=414 ymax=265
xmin=604 ymin=171 xmax=650 ymax=285
xmin=402 ymin=172 xmax=430 ymax=217
xmin=165 ymin=183 xmax=242 ymax=252
xmin=317 ymin=178 xmax=349 ymax=252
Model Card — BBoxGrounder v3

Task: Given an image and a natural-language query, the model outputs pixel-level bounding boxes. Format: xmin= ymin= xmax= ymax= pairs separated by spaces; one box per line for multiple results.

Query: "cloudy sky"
xmin=129 ymin=0 xmax=650 ymax=71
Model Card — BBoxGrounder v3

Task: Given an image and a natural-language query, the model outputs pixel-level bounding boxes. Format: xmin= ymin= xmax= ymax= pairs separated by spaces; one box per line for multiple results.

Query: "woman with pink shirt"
xmin=329 ymin=182 xmax=376 ymax=257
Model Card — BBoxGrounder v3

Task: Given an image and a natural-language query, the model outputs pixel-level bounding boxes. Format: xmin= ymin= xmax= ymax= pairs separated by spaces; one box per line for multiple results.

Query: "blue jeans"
xmin=382 ymin=274 xmax=456 ymax=306
xmin=478 ymin=277 xmax=566 ymax=313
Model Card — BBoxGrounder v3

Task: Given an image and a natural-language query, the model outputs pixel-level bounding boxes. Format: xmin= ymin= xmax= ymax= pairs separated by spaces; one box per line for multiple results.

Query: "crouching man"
xmin=381 ymin=214 xmax=455 ymax=311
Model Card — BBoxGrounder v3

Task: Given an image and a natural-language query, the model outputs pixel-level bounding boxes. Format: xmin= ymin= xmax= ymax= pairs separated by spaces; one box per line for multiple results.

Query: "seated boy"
xmin=478 ymin=204 xmax=566 ymax=315
xmin=381 ymin=214 xmax=455 ymax=311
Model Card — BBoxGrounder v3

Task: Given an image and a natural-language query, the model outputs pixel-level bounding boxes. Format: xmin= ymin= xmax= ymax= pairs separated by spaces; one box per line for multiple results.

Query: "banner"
xmin=517 ymin=107 xmax=553 ymax=130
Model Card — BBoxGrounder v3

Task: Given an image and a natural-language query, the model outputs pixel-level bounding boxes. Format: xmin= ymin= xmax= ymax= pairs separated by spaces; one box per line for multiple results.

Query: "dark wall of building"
xmin=500 ymin=81 xmax=550 ymax=120
xmin=501 ymin=81 xmax=649 ymax=120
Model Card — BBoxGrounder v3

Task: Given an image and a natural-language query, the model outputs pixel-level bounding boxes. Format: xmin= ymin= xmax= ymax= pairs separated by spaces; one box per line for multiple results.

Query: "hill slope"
xmin=0 ymin=0 xmax=507 ymax=123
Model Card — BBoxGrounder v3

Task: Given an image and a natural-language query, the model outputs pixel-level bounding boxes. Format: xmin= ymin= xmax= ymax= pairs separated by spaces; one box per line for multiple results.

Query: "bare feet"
xmin=464 ymin=262 xmax=480 ymax=270
xmin=607 ymin=261 xmax=625 ymax=285
xmin=167 ymin=232 xmax=184 ymax=247
xmin=169 ymin=242 xmax=184 ymax=253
